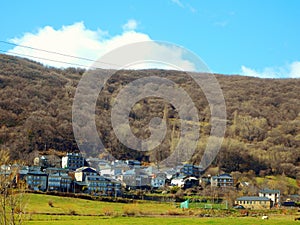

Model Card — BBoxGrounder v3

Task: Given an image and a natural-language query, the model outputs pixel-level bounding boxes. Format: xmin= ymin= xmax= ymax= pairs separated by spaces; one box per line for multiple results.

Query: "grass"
xmin=23 ymin=193 xmax=299 ymax=225
xmin=188 ymin=202 xmax=228 ymax=210
xmin=25 ymin=215 xmax=299 ymax=225
xmin=24 ymin=193 xmax=177 ymax=216
xmin=256 ymin=175 xmax=299 ymax=190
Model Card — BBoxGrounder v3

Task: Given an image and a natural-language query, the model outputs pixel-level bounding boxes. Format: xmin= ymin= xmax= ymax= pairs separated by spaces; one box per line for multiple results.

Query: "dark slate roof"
xmin=236 ymin=196 xmax=270 ymax=201
xmin=259 ymin=189 xmax=280 ymax=194
xmin=27 ymin=171 xmax=48 ymax=176
xmin=75 ymin=167 xmax=97 ymax=173
xmin=212 ymin=174 xmax=233 ymax=179
xmin=74 ymin=181 xmax=88 ymax=186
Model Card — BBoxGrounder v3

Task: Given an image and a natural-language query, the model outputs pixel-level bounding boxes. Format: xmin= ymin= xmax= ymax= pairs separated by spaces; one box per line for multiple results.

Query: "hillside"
xmin=0 ymin=54 xmax=299 ymax=177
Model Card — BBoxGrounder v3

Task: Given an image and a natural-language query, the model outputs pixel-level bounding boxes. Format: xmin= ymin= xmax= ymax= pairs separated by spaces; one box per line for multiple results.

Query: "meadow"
xmin=23 ymin=193 xmax=299 ymax=225
xmin=25 ymin=216 xmax=298 ymax=225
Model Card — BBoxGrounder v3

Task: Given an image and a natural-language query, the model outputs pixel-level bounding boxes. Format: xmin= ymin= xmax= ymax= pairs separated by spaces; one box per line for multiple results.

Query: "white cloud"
xmin=214 ymin=20 xmax=229 ymax=28
xmin=6 ymin=22 xmax=198 ymax=71
xmin=187 ymin=4 xmax=197 ymax=13
xmin=171 ymin=0 xmax=196 ymax=13
xmin=171 ymin=0 xmax=184 ymax=8
xmin=241 ymin=62 xmax=300 ymax=79
xmin=241 ymin=66 xmax=261 ymax=77
xmin=122 ymin=19 xmax=138 ymax=31
xmin=289 ymin=62 xmax=300 ymax=78
xmin=122 ymin=42 xmax=197 ymax=71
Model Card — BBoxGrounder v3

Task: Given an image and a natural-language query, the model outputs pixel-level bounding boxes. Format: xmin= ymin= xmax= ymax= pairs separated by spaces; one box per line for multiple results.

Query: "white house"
xmin=259 ymin=189 xmax=280 ymax=207
xmin=171 ymin=175 xmax=186 ymax=187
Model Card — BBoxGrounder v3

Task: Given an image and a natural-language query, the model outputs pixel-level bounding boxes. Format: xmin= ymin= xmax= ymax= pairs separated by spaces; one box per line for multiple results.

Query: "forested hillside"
xmin=0 ymin=54 xmax=299 ymax=178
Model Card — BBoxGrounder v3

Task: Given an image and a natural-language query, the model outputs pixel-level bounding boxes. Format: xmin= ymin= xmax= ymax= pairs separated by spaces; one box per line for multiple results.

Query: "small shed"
xmin=180 ymin=199 xmax=189 ymax=209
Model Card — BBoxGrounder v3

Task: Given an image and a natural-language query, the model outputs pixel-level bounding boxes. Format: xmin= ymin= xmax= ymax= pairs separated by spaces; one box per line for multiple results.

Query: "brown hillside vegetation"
xmin=0 ymin=54 xmax=299 ymax=178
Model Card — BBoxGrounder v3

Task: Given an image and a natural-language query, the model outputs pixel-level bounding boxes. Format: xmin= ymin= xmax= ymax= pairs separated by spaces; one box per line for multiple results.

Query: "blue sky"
xmin=0 ymin=0 xmax=299 ymax=78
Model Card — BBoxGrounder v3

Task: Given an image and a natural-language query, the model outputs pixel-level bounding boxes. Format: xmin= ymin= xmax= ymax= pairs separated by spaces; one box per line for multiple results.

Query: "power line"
xmin=0 ymin=40 xmax=121 ymax=67
xmin=0 ymin=49 xmax=103 ymax=69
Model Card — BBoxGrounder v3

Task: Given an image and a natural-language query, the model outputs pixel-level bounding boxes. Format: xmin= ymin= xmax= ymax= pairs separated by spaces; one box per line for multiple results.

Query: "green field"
xmin=24 ymin=193 xmax=174 ymax=215
xmin=23 ymin=194 xmax=299 ymax=225
xmin=25 ymin=216 xmax=299 ymax=225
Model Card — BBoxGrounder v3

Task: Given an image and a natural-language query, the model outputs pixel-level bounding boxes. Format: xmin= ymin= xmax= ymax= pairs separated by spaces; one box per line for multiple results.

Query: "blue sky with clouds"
xmin=0 ymin=0 xmax=299 ymax=78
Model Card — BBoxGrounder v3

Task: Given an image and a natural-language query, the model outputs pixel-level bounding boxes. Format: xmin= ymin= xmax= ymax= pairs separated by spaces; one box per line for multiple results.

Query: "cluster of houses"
xmin=0 ymin=152 xmax=286 ymax=209
xmin=1 ymin=152 xmax=235 ymax=194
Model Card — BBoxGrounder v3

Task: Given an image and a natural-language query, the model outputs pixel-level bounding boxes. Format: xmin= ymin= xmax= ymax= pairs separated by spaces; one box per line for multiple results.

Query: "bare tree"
xmin=0 ymin=150 xmax=26 ymax=225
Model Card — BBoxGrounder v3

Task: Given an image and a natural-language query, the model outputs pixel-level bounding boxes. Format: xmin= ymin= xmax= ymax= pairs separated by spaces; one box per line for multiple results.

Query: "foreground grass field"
xmin=24 ymin=193 xmax=173 ymax=215
xmin=24 ymin=194 xmax=299 ymax=225
xmin=25 ymin=215 xmax=299 ymax=225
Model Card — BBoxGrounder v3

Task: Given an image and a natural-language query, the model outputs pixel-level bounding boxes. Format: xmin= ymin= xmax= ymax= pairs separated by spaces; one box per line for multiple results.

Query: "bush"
xmin=170 ymin=186 xmax=180 ymax=194
xmin=48 ymin=201 xmax=54 ymax=207
xmin=102 ymin=206 xmax=114 ymax=216
xmin=69 ymin=209 xmax=77 ymax=215
xmin=123 ymin=205 xmax=139 ymax=216
xmin=167 ymin=209 xmax=183 ymax=216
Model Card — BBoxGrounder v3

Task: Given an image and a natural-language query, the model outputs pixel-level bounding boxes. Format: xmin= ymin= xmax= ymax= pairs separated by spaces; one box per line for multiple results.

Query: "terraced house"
xmin=235 ymin=196 xmax=272 ymax=210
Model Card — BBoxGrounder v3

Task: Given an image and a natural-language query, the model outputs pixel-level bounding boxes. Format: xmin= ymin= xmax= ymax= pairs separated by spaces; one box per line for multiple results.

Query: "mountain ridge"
xmin=0 ymin=54 xmax=299 ymax=178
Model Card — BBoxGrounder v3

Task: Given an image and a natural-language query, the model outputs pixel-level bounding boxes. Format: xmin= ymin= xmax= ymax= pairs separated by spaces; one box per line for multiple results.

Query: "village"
xmin=1 ymin=152 xmax=296 ymax=211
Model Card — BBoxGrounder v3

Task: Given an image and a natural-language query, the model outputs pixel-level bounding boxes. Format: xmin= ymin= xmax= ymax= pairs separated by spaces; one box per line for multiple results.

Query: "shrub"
xmin=170 ymin=186 xmax=180 ymax=194
xmin=123 ymin=205 xmax=138 ymax=216
xmin=69 ymin=209 xmax=77 ymax=215
xmin=167 ymin=209 xmax=183 ymax=216
xmin=102 ymin=206 xmax=114 ymax=216
xmin=48 ymin=200 xmax=54 ymax=207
